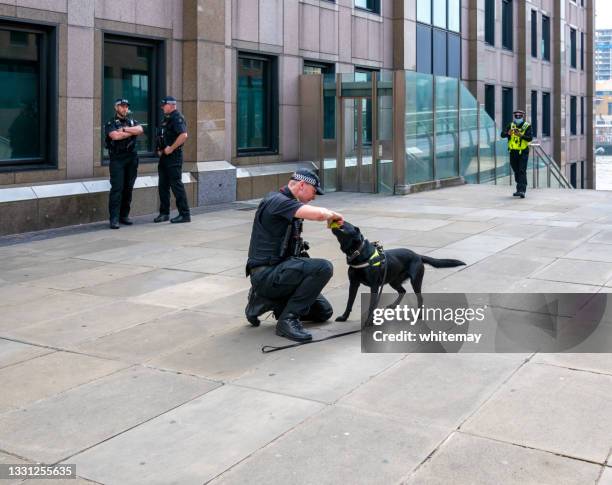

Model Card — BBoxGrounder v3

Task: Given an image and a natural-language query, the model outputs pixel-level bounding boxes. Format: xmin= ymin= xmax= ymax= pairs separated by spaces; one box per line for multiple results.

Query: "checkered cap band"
xmin=292 ymin=172 xmax=318 ymax=186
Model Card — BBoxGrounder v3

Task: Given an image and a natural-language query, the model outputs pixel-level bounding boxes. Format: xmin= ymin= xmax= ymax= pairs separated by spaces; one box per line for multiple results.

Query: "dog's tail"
xmin=421 ymin=256 xmax=466 ymax=268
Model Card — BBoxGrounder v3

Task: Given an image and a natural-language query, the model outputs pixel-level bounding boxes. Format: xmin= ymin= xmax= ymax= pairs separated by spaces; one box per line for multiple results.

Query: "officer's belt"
xmin=249 ymin=265 xmax=272 ymax=275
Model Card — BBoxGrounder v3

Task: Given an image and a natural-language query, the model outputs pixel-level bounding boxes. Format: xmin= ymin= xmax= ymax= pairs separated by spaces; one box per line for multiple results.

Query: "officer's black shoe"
xmin=109 ymin=219 xmax=120 ymax=229
xmin=170 ymin=214 xmax=191 ymax=223
xmin=519 ymin=192 xmax=526 ymax=199
xmin=245 ymin=288 xmax=277 ymax=327
xmin=513 ymin=191 xmax=521 ymax=197
xmin=154 ymin=214 xmax=169 ymax=223
xmin=276 ymin=313 xmax=312 ymax=342
xmin=119 ymin=217 xmax=133 ymax=225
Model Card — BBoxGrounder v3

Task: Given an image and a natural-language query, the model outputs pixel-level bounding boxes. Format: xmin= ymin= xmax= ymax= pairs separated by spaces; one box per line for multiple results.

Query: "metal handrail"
xmin=529 ymin=143 xmax=573 ymax=189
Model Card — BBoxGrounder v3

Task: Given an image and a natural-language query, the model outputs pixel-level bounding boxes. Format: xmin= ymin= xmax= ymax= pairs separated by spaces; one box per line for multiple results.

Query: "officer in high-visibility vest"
xmin=501 ymin=109 xmax=533 ymax=198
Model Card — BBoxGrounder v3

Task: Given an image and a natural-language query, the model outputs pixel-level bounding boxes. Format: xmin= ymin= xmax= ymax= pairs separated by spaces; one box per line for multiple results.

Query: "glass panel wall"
xmin=377 ymin=70 xmax=394 ymax=194
xmin=405 ymin=71 xmax=435 ymax=184
xmin=479 ymin=106 xmax=497 ymax=184
xmin=459 ymin=83 xmax=479 ymax=183
xmin=434 ymin=76 xmax=459 ymax=179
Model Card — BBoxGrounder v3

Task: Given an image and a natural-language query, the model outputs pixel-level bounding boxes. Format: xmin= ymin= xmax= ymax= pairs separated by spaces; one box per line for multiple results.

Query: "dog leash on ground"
xmin=261 ymin=246 xmax=388 ymax=354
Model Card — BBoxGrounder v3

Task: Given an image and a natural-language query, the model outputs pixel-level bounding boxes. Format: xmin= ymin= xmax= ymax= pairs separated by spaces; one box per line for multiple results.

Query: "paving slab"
xmin=1 ymin=258 xmax=104 ymax=284
xmin=501 ymin=238 xmax=580 ymax=258
xmin=531 ymin=259 xmax=612 ymax=286
xmin=340 ymin=354 xmax=526 ymax=429
xmin=0 ymin=284 xmax=59 ymax=307
xmin=423 ymin=270 xmax=522 ymax=292
xmin=4 ymin=302 xmax=174 ymax=348
xmin=191 ymin=288 xmax=250 ymax=317
xmin=0 ymin=351 xmax=127 ymax=414
xmin=533 ymin=226 xmax=600 ymax=242
xmin=75 ymin=242 xmax=169 ymax=263
xmin=166 ymin=249 xmax=250 ymax=274
xmin=0 ymin=339 xmax=53 ymax=369
xmin=531 ymin=353 xmax=612 ymax=376
xmin=403 ymin=432 xmax=601 ymax=485
xmin=359 ymin=216 xmax=452 ymax=232
xmin=0 ymin=292 xmax=112 ymax=332
xmin=0 ymin=366 xmax=219 ymax=463
xmin=442 ymin=234 xmax=524 ymax=253
xmin=601 ymin=468 xmax=612 ymax=485
xmin=464 ymin=253 xmax=556 ymax=278
xmin=233 ymin=333 xmax=404 ymax=403
xmin=0 ymin=450 xmax=30 ymax=485
xmin=563 ymin=242 xmax=612 ymax=263
xmin=77 ymin=268 xmax=205 ymax=298
xmin=588 ymin=230 xmax=612 ymax=244
xmin=462 ymin=362 xmax=612 ymax=463
xmin=69 ymin=385 xmax=324 ymax=485
xmin=41 ymin=238 xmax=141 ymax=258
xmin=508 ymin=278 xmax=601 ymax=293
xmin=75 ymin=310 xmax=235 ymax=363
xmin=211 ymin=405 xmax=449 ymax=485
xmin=126 ymin=246 xmax=218 ymax=268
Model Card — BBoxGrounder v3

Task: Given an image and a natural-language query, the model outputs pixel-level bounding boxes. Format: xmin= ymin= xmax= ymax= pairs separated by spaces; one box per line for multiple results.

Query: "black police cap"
xmin=291 ymin=168 xmax=324 ymax=195
xmin=114 ymin=98 xmax=130 ymax=106
xmin=160 ymin=96 xmax=177 ymax=105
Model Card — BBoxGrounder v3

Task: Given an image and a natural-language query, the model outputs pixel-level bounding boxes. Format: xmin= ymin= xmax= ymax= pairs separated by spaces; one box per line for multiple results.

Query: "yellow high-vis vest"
xmin=507 ymin=122 xmax=530 ymax=154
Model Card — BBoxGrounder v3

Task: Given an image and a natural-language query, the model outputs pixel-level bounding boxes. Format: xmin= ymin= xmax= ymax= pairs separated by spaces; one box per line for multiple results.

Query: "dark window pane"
xmin=531 ymin=90 xmax=538 ymax=137
xmin=542 ymin=92 xmax=551 ymax=136
xmin=432 ymin=28 xmax=447 ymax=76
xmin=570 ymin=28 xmax=577 ymax=68
xmin=355 ymin=69 xmax=375 ymax=146
xmin=502 ymin=86 xmax=513 ymax=127
xmin=0 ymin=28 xmax=42 ymax=161
xmin=447 ymin=33 xmax=461 ymax=78
xmin=570 ymin=162 xmax=577 ymax=188
xmin=416 ymin=0 xmax=431 ymax=24
xmin=104 ymin=39 xmax=157 ymax=156
xmin=542 ymin=15 xmax=550 ymax=61
xmin=237 ymin=56 xmax=273 ymax=152
xmin=416 ymin=24 xmax=432 ymax=74
xmin=485 ymin=84 xmax=495 ymax=121
xmin=304 ymin=62 xmax=336 ymax=140
xmin=581 ymin=31 xmax=584 ymax=70
xmin=570 ymin=95 xmax=577 ymax=135
xmin=502 ymin=0 xmax=513 ymax=50
xmin=531 ymin=10 xmax=537 ymax=57
xmin=485 ymin=0 xmax=495 ymax=45
xmin=355 ymin=0 xmax=379 ymax=14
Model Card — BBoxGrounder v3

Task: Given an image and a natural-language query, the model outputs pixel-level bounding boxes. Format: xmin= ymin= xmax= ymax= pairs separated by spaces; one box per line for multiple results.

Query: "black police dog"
xmin=331 ymin=221 xmax=466 ymax=324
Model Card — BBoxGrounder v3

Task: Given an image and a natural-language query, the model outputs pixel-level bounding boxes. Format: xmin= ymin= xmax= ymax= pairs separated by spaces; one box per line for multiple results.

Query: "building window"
xmin=485 ymin=84 xmax=495 ymax=121
xmin=355 ymin=68 xmax=376 ymax=146
xmin=417 ymin=0 xmax=431 ymax=24
xmin=433 ymin=0 xmax=446 ymax=29
xmin=531 ymin=10 xmax=537 ymax=58
xmin=570 ymin=162 xmax=577 ymax=188
xmin=447 ymin=33 xmax=461 ymax=78
xmin=303 ymin=61 xmax=335 ymax=139
xmin=608 ymin=101 xmax=612 ymax=116
xmin=484 ymin=0 xmax=495 ymax=46
xmin=237 ymin=53 xmax=278 ymax=155
xmin=432 ymin=28 xmax=447 ymax=76
xmin=502 ymin=86 xmax=513 ymax=127
xmin=502 ymin=0 xmax=513 ymax=51
xmin=355 ymin=0 xmax=380 ymax=14
xmin=448 ymin=0 xmax=460 ymax=33
xmin=103 ymin=35 xmax=163 ymax=160
xmin=581 ymin=96 xmax=585 ymax=135
xmin=542 ymin=92 xmax=551 ymax=136
xmin=570 ymin=95 xmax=577 ymax=135
xmin=570 ymin=28 xmax=577 ymax=69
xmin=542 ymin=15 xmax=550 ymax=61
xmin=531 ymin=90 xmax=538 ymax=138
xmin=581 ymin=161 xmax=585 ymax=188
xmin=0 ymin=22 xmax=56 ymax=169
xmin=581 ymin=32 xmax=584 ymax=70
xmin=416 ymin=24 xmax=432 ymax=74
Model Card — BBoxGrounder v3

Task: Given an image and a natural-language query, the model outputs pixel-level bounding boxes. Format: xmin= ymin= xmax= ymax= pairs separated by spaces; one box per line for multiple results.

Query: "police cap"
xmin=291 ymin=168 xmax=324 ymax=195
xmin=160 ymin=96 xmax=177 ymax=105
xmin=513 ymin=109 xmax=526 ymax=116
xmin=114 ymin=98 xmax=130 ymax=106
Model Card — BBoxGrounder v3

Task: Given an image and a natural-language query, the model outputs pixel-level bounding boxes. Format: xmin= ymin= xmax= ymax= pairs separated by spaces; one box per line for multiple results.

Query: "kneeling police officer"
xmin=105 ymin=98 xmax=143 ymax=229
xmin=245 ymin=169 xmax=343 ymax=342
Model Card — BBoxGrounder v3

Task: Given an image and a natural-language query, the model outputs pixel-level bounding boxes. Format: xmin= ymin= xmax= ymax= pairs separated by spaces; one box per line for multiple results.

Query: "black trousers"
xmin=108 ymin=152 xmax=138 ymax=221
xmin=250 ymin=257 xmax=334 ymax=322
xmin=510 ymin=149 xmax=529 ymax=193
xmin=158 ymin=151 xmax=190 ymax=216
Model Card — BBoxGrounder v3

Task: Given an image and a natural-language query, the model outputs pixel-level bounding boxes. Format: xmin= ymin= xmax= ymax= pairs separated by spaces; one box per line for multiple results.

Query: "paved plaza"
xmin=0 ymin=184 xmax=612 ymax=484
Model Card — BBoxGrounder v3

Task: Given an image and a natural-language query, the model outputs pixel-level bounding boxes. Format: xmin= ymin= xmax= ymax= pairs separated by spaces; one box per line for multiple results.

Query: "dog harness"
xmin=349 ymin=242 xmax=384 ymax=268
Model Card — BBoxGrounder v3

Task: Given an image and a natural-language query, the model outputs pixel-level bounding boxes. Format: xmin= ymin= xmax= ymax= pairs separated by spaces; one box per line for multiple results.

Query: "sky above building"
xmin=598 ymin=1 xmax=612 ymax=29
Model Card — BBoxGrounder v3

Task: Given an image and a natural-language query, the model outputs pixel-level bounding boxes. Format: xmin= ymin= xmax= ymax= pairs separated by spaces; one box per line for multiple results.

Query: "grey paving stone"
xmin=0 ymin=339 xmax=53 ymax=369
xmin=508 ymin=278 xmax=601 ymax=294
xmin=69 ymin=385 xmax=324 ymax=485
xmin=531 ymin=353 xmax=612 ymax=376
xmin=4 ymin=302 xmax=175 ymax=348
xmin=0 ymin=292 xmax=112 ymax=332
xmin=462 ymin=363 xmax=612 ymax=463
xmin=233 ymin=333 xmax=404 ymax=403
xmin=212 ymin=405 xmax=449 ymax=485
xmin=391 ymin=230 xmax=469 ymax=248
xmin=359 ymin=216 xmax=452 ymax=232
xmin=435 ymin=221 xmax=498 ymax=234
xmin=424 ymin=270 xmax=522 ymax=292
xmin=340 ymin=354 xmax=526 ymax=428
xmin=531 ymin=259 xmax=612 ymax=286
xmin=75 ymin=310 xmax=236 ymax=363
xmin=0 ymin=450 xmax=30 ymax=485
xmin=0 ymin=284 xmax=59 ymax=307
xmin=0 ymin=351 xmax=127 ymax=413
xmin=466 ymin=254 xmax=556 ymax=278
xmin=564 ymin=243 xmax=612 ymax=263
xmin=403 ymin=432 xmax=601 ymax=485
xmin=77 ymin=268 xmax=205 ymax=298
xmin=42 ymin=238 xmax=141 ymax=258
xmin=443 ymin=234 xmax=524 ymax=253
xmin=191 ymin=288 xmax=250 ymax=317
xmin=589 ymin=230 xmax=612 ymax=245
xmin=126 ymin=246 xmax=217 ymax=268
xmin=501 ymin=238 xmax=580 ymax=258
xmin=0 ymin=366 xmax=219 ymax=463
xmin=534 ymin=226 xmax=600 ymax=242
xmin=1 ymin=258 xmax=104 ymax=284
xmin=600 ymin=467 xmax=612 ymax=485
xmin=75 ymin=241 xmax=169 ymax=263
xmin=166 ymin=250 xmax=249 ymax=274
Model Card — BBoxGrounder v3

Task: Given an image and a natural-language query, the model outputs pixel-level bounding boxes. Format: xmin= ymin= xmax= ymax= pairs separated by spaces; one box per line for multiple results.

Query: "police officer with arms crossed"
xmin=245 ymin=169 xmax=344 ymax=342
xmin=104 ymin=98 xmax=143 ymax=229
xmin=154 ymin=96 xmax=190 ymax=223
xmin=501 ymin=109 xmax=533 ymax=199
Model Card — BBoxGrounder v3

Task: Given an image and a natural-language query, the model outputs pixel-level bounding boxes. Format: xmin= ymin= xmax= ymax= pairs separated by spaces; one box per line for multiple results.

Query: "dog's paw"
xmin=335 ymin=315 xmax=348 ymax=322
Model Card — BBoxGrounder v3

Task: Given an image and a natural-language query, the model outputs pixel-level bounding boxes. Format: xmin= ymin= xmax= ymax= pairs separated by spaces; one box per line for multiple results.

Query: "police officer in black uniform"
xmin=501 ymin=109 xmax=533 ymax=198
xmin=154 ymin=96 xmax=190 ymax=223
xmin=245 ymin=169 xmax=344 ymax=342
xmin=104 ymin=98 xmax=143 ymax=229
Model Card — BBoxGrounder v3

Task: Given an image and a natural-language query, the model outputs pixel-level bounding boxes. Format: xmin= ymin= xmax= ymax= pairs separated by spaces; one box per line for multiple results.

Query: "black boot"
xmin=276 ymin=313 xmax=312 ymax=342
xmin=109 ymin=218 xmax=119 ymax=229
xmin=171 ymin=214 xmax=191 ymax=223
xmin=154 ymin=214 xmax=169 ymax=223
xmin=119 ymin=217 xmax=133 ymax=225
xmin=245 ymin=288 xmax=279 ymax=327
xmin=513 ymin=191 xmax=521 ymax=197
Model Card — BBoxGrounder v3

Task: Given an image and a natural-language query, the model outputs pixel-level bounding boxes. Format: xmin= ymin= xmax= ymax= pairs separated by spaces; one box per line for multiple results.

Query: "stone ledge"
xmin=236 ymin=161 xmax=318 ymax=201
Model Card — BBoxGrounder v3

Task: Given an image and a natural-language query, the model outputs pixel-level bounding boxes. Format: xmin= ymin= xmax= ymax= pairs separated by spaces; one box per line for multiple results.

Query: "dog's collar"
xmin=346 ymin=240 xmax=366 ymax=264
xmin=349 ymin=247 xmax=384 ymax=268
